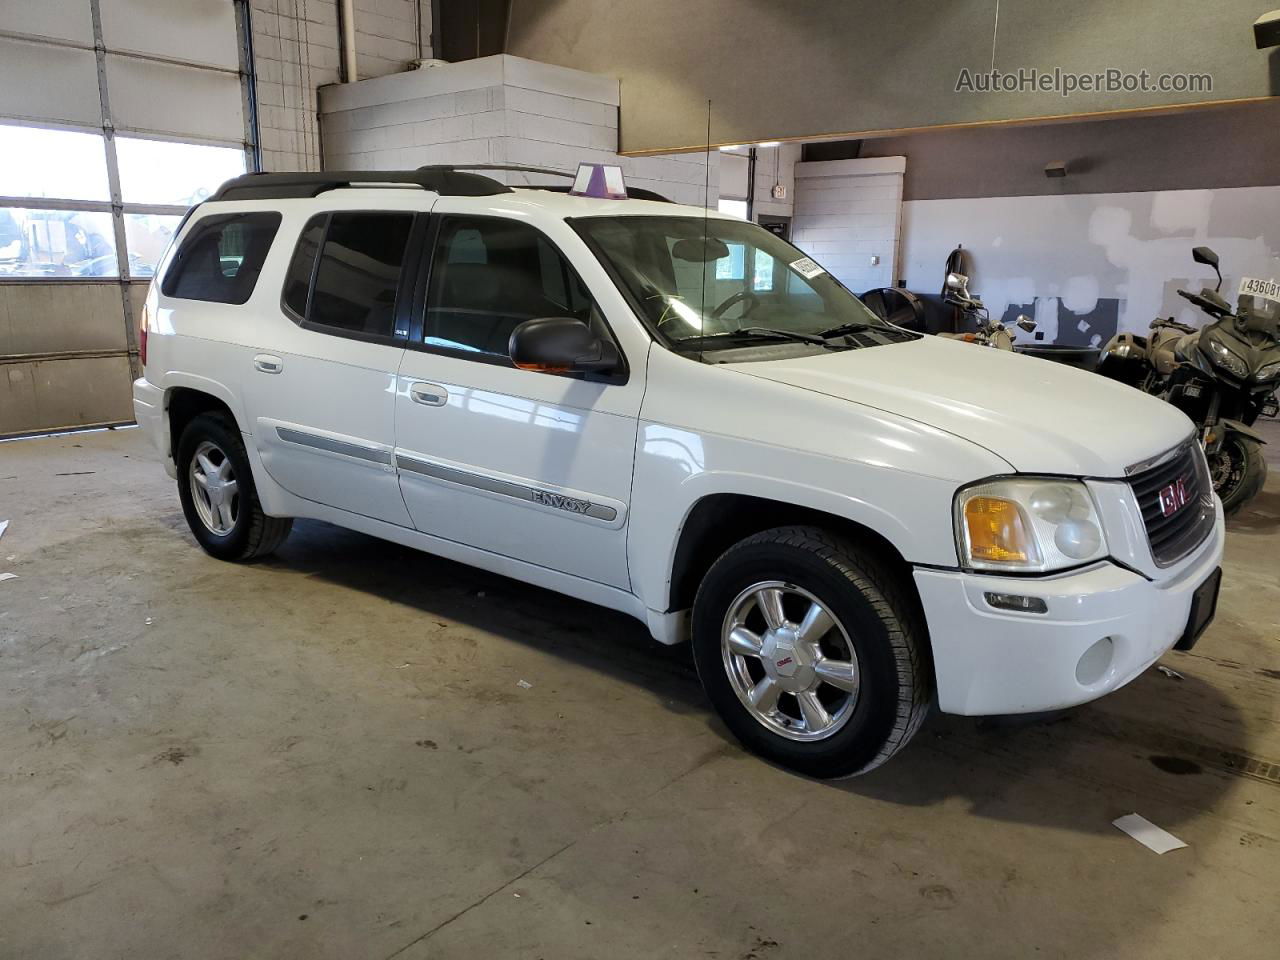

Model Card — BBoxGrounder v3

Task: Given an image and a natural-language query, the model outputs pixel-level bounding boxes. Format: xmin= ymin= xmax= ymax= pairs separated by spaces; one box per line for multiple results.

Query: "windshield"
xmin=571 ymin=215 xmax=900 ymax=349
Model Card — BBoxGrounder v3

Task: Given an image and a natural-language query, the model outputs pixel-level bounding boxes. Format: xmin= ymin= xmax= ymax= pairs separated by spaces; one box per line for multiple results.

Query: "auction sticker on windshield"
xmin=790 ymin=257 xmax=826 ymax=280
xmin=1239 ymin=277 xmax=1280 ymax=303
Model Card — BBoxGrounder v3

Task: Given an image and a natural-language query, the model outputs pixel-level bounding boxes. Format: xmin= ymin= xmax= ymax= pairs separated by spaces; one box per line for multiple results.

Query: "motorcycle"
xmin=938 ymin=272 xmax=1036 ymax=350
xmin=1098 ymin=246 xmax=1280 ymax=514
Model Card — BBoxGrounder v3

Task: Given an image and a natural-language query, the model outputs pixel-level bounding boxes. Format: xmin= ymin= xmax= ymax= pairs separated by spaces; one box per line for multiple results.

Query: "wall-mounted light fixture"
xmin=1255 ymin=10 xmax=1280 ymax=48
xmin=1044 ymin=161 xmax=1068 ymax=178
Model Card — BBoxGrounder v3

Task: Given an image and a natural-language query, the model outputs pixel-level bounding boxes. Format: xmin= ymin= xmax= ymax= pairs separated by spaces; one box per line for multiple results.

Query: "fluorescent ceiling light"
xmin=718 ymin=145 xmax=742 ymax=151
xmin=757 ymin=141 xmax=781 ymax=147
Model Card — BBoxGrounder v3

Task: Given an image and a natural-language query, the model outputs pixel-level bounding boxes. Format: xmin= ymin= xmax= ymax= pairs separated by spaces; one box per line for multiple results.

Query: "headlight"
xmin=1256 ymin=358 xmax=1280 ymax=381
xmin=1205 ymin=337 xmax=1249 ymax=378
xmin=955 ymin=478 xmax=1108 ymax=573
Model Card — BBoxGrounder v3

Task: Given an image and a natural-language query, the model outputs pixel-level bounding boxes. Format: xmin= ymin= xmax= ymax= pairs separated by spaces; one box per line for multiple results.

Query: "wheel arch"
xmin=165 ymin=379 xmax=243 ymax=464
xmin=665 ymin=492 xmax=924 ymax=618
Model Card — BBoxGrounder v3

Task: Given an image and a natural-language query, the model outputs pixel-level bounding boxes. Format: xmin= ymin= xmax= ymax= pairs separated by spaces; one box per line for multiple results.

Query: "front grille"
xmin=1128 ymin=440 xmax=1215 ymax=566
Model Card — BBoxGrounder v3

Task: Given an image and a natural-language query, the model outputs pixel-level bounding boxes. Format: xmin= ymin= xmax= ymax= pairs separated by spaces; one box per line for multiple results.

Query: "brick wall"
xmin=319 ymin=55 xmax=718 ymax=207
xmin=249 ymin=0 xmax=428 ymax=171
xmin=791 ymin=157 xmax=906 ymax=292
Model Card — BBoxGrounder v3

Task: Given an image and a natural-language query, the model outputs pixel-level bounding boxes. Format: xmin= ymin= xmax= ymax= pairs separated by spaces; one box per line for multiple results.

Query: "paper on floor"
xmin=0 ymin=519 xmax=8 ymax=540
xmin=0 ymin=572 xmax=17 ymax=583
xmin=1113 ymin=813 xmax=1187 ymax=854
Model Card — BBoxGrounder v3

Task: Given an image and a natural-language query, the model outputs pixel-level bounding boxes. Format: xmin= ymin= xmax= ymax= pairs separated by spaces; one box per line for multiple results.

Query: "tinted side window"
xmin=307 ymin=212 xmax=413 ymax=338
xmin=281 ymin=214 xmax=326 ymax=319
xmin=162 ymin=212 xmax=281 ymax=304
xmin=425 ymin=217 xmax=600 ymax=360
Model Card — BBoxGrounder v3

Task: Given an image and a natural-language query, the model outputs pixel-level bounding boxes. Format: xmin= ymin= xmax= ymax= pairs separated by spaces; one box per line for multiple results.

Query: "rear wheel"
xmin=1212 ymin=434 xmax=1266 ymax=516
xmin=176 ymin=413 xmax=292 ymax=561
xmin=691 ymin=526 xmax=931 ymax=778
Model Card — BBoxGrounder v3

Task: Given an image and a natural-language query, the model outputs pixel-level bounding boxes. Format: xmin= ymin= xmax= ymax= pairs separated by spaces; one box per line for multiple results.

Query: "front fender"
xmin=627 ymin=423 xmax=982 ymax=613
xmin=1221 ymin=419 xmax=1267 ymax=444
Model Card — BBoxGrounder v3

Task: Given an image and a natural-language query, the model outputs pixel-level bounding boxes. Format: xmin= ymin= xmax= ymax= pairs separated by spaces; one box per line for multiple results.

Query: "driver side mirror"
xmin=1192 ymin=245 xmax=1223 ymax=291
xmin=1191 ymin=246 xmax=1219 ymax=269
xmin=510 ymin=317 xmax=620 ymax=375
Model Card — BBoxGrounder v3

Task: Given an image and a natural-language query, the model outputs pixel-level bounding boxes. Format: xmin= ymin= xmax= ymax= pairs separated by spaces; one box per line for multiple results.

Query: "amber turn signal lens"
xmin=964 ymin=496 xmax=1034 ymax=564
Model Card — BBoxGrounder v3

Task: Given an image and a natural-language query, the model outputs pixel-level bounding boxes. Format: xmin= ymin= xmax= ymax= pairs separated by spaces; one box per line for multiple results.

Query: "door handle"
xmin=253 ymin=354 xmax=283 ymax=374
xmin=409 ymin=382 xmax=449 ymax=407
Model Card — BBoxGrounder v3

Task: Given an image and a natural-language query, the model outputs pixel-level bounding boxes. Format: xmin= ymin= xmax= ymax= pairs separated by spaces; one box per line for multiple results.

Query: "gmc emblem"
xmin=1158 ymin=476 xmax=1192 ymax=518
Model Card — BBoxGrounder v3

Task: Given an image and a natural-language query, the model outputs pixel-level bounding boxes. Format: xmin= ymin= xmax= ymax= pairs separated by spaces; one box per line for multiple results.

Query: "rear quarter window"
xmin=161 ymin=211 xmax=282 ymax=304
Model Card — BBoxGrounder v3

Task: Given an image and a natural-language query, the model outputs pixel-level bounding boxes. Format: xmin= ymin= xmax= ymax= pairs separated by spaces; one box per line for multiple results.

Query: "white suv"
xmin=132 ymin=167 xmax=1224 ymax=777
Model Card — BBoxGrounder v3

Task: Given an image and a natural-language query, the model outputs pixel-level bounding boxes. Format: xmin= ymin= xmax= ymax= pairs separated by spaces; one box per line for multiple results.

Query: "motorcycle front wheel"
xmin=1211 ymin=434 xmax=1267 ymax=516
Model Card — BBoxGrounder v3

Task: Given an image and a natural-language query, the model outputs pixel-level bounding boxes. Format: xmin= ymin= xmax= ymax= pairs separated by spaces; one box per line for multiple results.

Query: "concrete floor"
xmin=0 ymin=425 xmax=1276 ymax=960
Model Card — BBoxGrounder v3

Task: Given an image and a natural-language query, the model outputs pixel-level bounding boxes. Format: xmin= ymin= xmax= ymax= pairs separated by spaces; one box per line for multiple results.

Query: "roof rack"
xmin=207 ymin=164 xmax=671 ymax=204
xmin=523 ymin=183 xmax=672 ymax=204
xmin=448 ymin=164 xmax=672 ymax=203
xmin=208 ymin=167 xmax=511 ymax=202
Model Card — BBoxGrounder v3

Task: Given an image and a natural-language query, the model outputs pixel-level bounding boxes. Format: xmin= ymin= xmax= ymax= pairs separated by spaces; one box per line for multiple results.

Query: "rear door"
xmin=240 ymin=207 xmax=425 ymax=525
xmin=393 ymin=209 xmax=645 ymax=589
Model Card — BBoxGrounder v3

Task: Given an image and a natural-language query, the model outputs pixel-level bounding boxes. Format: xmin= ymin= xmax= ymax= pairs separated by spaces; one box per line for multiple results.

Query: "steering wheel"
xmin=710 ymin=289 xmax=761 ymax=321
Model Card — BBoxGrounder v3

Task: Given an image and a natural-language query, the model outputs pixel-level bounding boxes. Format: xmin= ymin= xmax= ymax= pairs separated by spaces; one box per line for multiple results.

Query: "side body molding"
xmin=395 ymin=450 xmax=626 ymax=527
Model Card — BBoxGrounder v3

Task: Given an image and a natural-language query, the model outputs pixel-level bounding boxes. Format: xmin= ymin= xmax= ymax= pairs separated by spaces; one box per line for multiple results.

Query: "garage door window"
xmin=0 ymin=207 xmax=119 ymax=279
xmin=280 ymin=212 xmax=414 ymax=341
xmin=0 ymin=124 xmax=249 ymax=281
xmin=424 ymin=216 xmax=603 ymax=362
xmin=0 ymin=125 xmax=111 ymax=203
xmin=162 ymin=212 xmax=281 ymax=304
xmin=116 ymin=137 xmax=246 ymax=207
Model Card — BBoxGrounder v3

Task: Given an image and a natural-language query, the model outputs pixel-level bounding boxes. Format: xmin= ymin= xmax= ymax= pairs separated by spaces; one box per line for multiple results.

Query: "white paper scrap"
xmin=0 ymin=572 xmax=17 ymax=583
xmin=516 ymin=679 xmax=533 ymax=689
xmin=1113 ymin=813 xmax=1187 ymax=854
xmin=0 ymin=520 xmax=8 ymax=540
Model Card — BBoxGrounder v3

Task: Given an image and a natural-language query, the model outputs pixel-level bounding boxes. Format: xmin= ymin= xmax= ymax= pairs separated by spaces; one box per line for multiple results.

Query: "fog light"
xmin=1075 ymin=637 xmax=1115 ymax=686
xmin=984 ymin=592 xmax=1048 ymax=614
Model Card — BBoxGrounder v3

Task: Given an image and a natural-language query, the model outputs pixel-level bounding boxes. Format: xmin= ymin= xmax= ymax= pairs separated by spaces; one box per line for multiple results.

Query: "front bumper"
xmin=914 ymin=503 xmax=1225 ymax=715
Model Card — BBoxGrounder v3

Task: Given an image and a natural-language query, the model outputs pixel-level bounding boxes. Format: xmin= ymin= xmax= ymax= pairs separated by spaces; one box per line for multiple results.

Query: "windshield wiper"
xmin=729 ymin=326 xmax=839 ymax=347
xmin=817 ymin=320 xmax=876 ymax=338
xmin=675 ymin=327 xmax=848 ymax=351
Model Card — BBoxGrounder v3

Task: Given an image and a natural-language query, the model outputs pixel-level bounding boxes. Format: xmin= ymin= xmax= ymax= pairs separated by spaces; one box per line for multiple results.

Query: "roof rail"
xmin=207 ymin=164 xmax=672 ymax=204
xmin=208 ymin=167 xmax=511 ymax=202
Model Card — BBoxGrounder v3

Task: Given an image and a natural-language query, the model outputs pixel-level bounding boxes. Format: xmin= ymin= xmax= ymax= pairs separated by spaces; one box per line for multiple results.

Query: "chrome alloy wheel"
xmin=720 ymin=581 xmax=860 ymax=742
xmin=189 ymin=440 xmax=239 ymax=536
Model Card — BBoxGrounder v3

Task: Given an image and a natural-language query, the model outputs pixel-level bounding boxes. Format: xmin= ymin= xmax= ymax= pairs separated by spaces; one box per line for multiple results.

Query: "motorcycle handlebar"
xmin=1177 ymin=288 xmax=1231 ymax=318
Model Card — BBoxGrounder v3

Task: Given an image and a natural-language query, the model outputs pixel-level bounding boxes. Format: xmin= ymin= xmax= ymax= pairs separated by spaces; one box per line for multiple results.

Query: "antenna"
xmin=699 ymin=99 xmax=711 ymax=366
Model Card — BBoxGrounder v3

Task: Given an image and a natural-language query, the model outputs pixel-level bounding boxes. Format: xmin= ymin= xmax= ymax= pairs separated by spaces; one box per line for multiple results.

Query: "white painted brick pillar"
xmin=317 ymin=54 xmax=718 ymax=207
xmin=791 ymin=157 xmax=907 ymax=292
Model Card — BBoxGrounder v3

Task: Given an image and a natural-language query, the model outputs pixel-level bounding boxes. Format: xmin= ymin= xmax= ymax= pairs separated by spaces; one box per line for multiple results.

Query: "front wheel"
xmin=1211 ymin=433 xmax=1267 ymax=516
xmin=691 ymin=526 xmax=931 ymax=779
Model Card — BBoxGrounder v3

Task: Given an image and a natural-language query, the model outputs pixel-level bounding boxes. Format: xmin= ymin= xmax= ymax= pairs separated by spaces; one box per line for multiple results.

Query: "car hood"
xmin=726 ymin=335 xmax=1193 ymax=477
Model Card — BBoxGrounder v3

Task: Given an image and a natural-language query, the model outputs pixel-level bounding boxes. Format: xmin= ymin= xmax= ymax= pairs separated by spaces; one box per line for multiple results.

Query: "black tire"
xmin=691 ymin=525 xmax=931 ymax=779
xmin=176 ymin=412 xmax=292 ymax=561
xmin=1215 ymin=435 xmax=1267 ymax=517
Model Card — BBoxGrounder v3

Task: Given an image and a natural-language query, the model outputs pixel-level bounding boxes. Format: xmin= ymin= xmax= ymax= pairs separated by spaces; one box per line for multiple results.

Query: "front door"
xmin=394 ymin=212 xmax=642 ymax=589
xmin=241 ymin=208 xmax=420 ymax=526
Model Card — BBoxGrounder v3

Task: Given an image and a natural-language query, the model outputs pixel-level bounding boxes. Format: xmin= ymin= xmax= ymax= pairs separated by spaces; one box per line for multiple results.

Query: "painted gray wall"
xmin=898 ymin=186 xmax=1280 ymax=344
xmin=506 ymin=0 xmax=1278 ymax=155
xmin=860 ymin=99 xmax=1280 ymax=201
